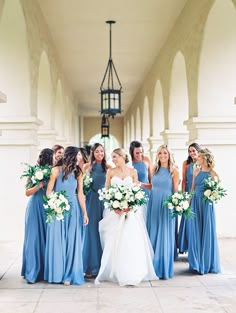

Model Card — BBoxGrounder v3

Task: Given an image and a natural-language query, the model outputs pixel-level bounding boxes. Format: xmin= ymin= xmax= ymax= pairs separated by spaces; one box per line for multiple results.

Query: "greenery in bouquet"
xmin=21 ymin=163 xmax=52 ymax=188
xmin=43 ymin=190 xmax=71 ymax=223
xmin=83 ymin=173 xmax=93 ymax=195
xmin=98 ymin=183 xmax=148 ymax=216
xmin=164 ymin=190 xmax=194 ymax=218
xmin=203 ymin=176 xmax=227 ymax=203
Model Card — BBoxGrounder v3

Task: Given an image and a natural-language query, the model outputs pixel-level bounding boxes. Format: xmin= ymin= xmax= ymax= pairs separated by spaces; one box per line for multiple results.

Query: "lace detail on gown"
xmin=95 ymin=175 xmax=157 ymax=286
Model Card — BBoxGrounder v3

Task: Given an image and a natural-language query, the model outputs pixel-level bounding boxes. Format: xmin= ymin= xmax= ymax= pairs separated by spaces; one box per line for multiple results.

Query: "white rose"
xmin=55 ymin=207 xmax=62 ymax=214
xmin=59 ymin=194 xmax=66 ymax=201
xmin=167 ymin=203 xmax=174 ymax=210
xmin=135 ymin=191 xmax=143 ymax=200
xmin=35 ymin=170 xmax=44 ymax=180
xmin=182 ymin=201 xmax=189 ymax=211
xmin=132 ymin=186 xmax=140 ymax=192
xmin=204 ymin=189 xmax=211 ymax=197
xmin=175 ymin=205 xmax=182 ymax=212
xmin=115 ymin=192 xmax=123 ymax=200
xmin=112 ymin=200 xmax=120 ymax=209
xmin=172 ymin=198 xmax=179 ymax=205
xmin=105 ymin=194 xmax=111 ymax=200
xmin=212 ymin=190 xmax=219 ymax=199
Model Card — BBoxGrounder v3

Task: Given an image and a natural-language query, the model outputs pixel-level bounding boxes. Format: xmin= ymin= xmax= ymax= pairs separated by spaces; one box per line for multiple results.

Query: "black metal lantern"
xmin=100 ymin=20 xmax=122 ymax=118
xmin=101 ymin=114 xmax=110 ymax=138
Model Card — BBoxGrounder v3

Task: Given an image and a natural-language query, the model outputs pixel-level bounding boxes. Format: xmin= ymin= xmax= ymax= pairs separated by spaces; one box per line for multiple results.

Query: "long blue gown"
xmin=21 ymin=188 xmax=46 ymax=283
xmin=147 ymin=167 xmax=175 ymax=279
xmin=132 ymin=161 xmax=150 ymax=221
xmin=44 ymin=171 xmax=84 ymax=285
xmin=188 ymin=171 xmax=220 ymax=274
xmin=178 ymin=163 xmax=194 ymax=253
xmin=83 ymin=163 xmax=106 ymax=276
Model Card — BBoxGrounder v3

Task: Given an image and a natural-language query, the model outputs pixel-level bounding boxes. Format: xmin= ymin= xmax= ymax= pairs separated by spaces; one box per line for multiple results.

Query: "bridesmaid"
xmin=83 ymin=143 xmax=111 ymax=278
xmin=178 ymin=143 xmax=201 ymax=254
xmin=52 ymin=144 xmax=64 ymax=165
xmin=129 ymin=141 xmax=152 ymax=221
xmin=44 ymin=146 xmax=89 ymax=285
xmin=147 ymin=144 xmax=179 ymax=279
xmin=78 ymin=147 xmax=89 ymax=169
xmin=188 ymin=148 xmax=221 ymax=274
xmin=21 ymin=148 xmax=53 ymax=283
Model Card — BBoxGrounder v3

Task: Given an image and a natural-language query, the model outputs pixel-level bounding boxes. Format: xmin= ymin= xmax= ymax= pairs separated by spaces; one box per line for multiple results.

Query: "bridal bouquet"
xmin=98 ymin=183 xmax=148 ymax=216
xmin=83 ymin=173 xmax=93 ymax=195
xmin=21 ymin=163 xmax=52 ymax=188
xmin=203 ymin=176 xmax=227 ymax=203
xmin=43 ymin=190 xmax=71 ymax=223
xmin=164 ymin=191 xmax=194 ymax=218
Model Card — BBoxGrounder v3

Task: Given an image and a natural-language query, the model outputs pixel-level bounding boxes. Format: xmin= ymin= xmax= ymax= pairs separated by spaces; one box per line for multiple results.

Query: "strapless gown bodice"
xmin=110 ymin=175 xmax=133 ymax=187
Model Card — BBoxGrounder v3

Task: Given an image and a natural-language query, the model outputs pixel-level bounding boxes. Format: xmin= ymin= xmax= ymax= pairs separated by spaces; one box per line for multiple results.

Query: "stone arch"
xmin=169 ymin=51 xmax=188 ymax=130
xmin=198 ymin=0 xmax=236 ymax=117
xmin=0 ymin=0 xmax=30 ymax=116
xmin=37 ymin=50 xmax=52 ymax=129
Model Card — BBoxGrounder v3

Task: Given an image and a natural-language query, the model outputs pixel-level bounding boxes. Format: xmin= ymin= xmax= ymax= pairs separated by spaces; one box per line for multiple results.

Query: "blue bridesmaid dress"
xmin=83 ymin=163 xmax=106 ymax=276
xmin=147 ymin=167 xmax=175 ymax=279
xmin=21 ymin=188 xmax=46 ymax=283
xmin=132 ymin=161 xmax=150 ymax=221
xmin=44 ymin=171 xmax=84 ymax=285
xmin=178 ymin=163 xmax=194 ymax=253
xmin=188 ymin=171 xmax=220 ymax=274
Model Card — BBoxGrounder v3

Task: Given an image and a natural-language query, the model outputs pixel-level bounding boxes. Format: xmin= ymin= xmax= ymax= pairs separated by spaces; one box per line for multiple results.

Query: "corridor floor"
xmin=0 ymin=238 xmax=235 ymax=313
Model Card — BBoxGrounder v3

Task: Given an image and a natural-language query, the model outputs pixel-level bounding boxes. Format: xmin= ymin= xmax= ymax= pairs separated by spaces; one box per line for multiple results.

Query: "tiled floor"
xmin=0 ymin=239 xmax=235 ymax=313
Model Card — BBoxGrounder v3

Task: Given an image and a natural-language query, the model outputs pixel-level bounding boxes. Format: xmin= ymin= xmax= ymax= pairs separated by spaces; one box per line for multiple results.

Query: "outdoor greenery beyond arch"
xmin=89 ymin=134 xmax=120 ymax=163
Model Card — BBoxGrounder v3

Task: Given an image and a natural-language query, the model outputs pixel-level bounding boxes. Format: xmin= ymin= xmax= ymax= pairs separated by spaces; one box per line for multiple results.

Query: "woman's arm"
xmin=210 ymin=169 xmax=219 ymax=180
xmin=46 ymin=167 xmax=59 ymax=197
xmin=105 ymin=168 xmax=112 ymax=188
xmin=144 ymin=156 xmax=152 ymax=184
xmin=172 ymin=168 xmax=180 ymax=193
xmin=77 ymin=173 xmax=89 ymax=225
xmin=132 ymin=168 xmax=139 ymax=184
xmin=25 ymin=181 xmax=44 ymax=197
xmin=181 ymin=160 xmax=187 ymax=191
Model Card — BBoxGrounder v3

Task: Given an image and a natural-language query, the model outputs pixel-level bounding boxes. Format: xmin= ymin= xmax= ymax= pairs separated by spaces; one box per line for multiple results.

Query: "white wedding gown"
xmin=95 ymin=176 xmax=158 ymax=286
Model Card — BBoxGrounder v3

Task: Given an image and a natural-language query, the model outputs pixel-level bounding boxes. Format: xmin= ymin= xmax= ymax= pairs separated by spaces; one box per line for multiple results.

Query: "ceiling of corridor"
xmin=38 ymin=0 xmax=188 ymax=116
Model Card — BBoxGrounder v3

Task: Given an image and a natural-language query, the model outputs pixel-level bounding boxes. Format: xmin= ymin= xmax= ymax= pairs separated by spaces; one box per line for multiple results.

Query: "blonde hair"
xmin=112 ymin=148 xmax=130 ymax=164
xmin=153 ymin=144 xmax=176 ymax=174
xmin=199 ymin=148 xmax=215 ymax=169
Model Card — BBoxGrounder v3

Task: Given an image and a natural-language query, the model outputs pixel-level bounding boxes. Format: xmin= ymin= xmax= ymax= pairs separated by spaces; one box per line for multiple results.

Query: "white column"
xmin=161 ymin=129 xmax=189 ymax=170
xmin=148 ymin=136 xmax=163 ymax=163
xmin=0 ymin=116 xmax=41 ymax=241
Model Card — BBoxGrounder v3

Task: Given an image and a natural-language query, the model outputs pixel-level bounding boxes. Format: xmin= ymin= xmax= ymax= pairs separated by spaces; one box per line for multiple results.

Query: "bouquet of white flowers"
xmin=83 ymin=173 xmax=93 ymax=195
xmin=21 ymin=163 xmax=52 ymax=188
xmin=98 ymin=183 xmax=148 ymax=217
xmin=203 ymin=176 xmax=227 ymax=203
xmin=164 ymin=191 xmax=194 ymax=218
xmin=43 ymin=190 xmax=71 ymax=223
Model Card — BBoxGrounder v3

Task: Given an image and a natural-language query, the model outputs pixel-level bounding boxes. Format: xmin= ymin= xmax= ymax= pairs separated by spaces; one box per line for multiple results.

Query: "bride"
xmin=95 ymin=148 xmax=157 ymax=286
